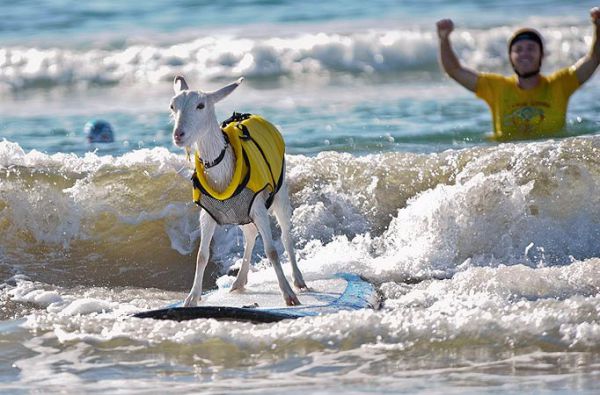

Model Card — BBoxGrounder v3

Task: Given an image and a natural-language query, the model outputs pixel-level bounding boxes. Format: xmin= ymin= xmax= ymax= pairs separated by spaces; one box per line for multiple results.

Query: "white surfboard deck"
xmin=134 ymin=273 xmax=380 ymax=323
xmin=203 ymin=277 xmax=346 ymax=308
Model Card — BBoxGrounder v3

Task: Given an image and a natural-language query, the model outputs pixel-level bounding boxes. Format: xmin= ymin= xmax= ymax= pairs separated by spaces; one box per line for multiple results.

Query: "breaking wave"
xmin=0 ymin=23 xmax=594 ymax=91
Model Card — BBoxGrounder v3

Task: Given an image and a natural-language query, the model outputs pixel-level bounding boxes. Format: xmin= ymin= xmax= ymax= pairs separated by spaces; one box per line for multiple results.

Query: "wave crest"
xmin=2 ymin=136 xmax=600 ymax=287
xmin=1 ymin=24 xmax=593 ymax=91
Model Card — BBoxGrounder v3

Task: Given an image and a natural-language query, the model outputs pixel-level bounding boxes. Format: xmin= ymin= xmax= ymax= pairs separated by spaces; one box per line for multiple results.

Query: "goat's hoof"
xmin=230 ymin=277 xmax=247 ymax=293
xmin=293 ymin=275 xmax=308 ymax=291
xmin=284 ymin=294 xmax=301 ymax=306
xmin=229 ymin=284 xmax=246 ymax=293
xmin=183 ymin=295 xmax=200 ymax=307
xmin=294 ymin=281 xmax=309 ymax=291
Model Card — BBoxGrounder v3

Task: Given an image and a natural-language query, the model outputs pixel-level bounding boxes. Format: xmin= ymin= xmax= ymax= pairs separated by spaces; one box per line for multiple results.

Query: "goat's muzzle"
xmin=173 ymin=128 xmax=186 ymax=146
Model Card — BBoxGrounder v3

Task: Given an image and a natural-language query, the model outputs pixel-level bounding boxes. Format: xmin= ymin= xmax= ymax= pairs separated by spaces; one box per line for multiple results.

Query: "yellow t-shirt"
xmin=475 ymin=67 xmax=580 ymax=141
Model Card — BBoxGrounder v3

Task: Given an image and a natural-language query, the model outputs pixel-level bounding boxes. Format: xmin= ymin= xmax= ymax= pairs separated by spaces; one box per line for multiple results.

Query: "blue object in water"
xmin=84 ymin=120 xmax=114 ymax=143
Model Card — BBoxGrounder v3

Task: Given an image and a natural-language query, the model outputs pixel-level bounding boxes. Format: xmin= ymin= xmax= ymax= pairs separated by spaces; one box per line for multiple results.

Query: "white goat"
xmin=170 ymin=75 xmax=307 ymax=307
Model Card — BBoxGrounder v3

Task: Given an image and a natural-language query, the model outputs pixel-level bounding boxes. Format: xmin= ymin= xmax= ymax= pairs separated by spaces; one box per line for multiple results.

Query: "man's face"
xmin=510 ymin=39 xmax=542 ymax=76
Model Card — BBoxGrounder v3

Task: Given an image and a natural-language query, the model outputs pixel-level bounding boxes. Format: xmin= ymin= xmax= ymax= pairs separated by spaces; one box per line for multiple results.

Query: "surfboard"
xmin=133 ymin=273 xmax=380 ymax=323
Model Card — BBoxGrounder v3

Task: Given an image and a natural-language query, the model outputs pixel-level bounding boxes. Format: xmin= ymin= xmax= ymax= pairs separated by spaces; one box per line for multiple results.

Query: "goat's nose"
xmin=174 ymin=128 xmax=185 ymax=140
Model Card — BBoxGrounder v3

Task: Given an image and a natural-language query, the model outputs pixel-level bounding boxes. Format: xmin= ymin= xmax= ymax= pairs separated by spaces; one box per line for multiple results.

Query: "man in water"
xmin=84 ymin=119 xmax=115 ymax=143
xmin=436 ymin=7 xmax=600 ymax=141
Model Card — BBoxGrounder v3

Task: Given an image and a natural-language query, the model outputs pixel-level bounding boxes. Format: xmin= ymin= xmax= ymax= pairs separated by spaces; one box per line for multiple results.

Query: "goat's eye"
xmin=170 ymin=104 xmax=174 ymax=111
xmin=197 ymin=103 xmax=205 ymax=110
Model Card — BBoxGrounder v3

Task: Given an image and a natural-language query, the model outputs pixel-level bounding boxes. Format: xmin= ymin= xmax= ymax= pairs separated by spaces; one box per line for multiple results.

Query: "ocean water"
xmin=2 ymin=1 xmax=600 ymax=394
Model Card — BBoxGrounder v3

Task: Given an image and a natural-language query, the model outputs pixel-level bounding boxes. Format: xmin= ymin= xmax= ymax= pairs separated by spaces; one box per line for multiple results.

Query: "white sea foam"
xmin=5 ymin=257 xmax=597 ymax=353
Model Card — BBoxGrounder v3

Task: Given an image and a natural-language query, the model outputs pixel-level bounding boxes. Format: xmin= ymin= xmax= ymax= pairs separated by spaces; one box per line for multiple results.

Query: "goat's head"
xmin=170 ymin=76 xmax=244 ymax=148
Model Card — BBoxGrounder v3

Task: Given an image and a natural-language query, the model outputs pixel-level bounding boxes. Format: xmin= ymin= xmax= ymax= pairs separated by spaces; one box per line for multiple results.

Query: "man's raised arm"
xmin=437 ymin=19 xmax=479 ymax=92
xmin=574 ymin=7 xmax=600 ymax=85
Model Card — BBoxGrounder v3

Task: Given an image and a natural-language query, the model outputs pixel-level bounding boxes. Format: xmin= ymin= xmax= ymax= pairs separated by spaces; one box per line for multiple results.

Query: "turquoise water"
xmin=2 ymin=0 xmax=599 ymax=156
xmin=1 ymin=1 xmax=600 ymax=394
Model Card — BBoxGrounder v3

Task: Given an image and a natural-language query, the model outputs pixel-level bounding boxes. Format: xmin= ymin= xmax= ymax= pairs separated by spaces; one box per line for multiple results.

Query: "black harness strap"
xmin=198 ymin=132 xmax=230 ymax=169
xmin=221 ymin=112 xmax=252 ymax=128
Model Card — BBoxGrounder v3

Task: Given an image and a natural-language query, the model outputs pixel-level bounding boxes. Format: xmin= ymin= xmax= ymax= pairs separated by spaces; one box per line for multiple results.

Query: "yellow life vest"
xmin=191 ymin=113 xmax=285 ymax=225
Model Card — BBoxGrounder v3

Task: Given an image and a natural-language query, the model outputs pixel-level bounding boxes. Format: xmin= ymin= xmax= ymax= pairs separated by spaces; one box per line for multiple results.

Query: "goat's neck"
xmin=194 ymin=113 xmax=235 ymax=192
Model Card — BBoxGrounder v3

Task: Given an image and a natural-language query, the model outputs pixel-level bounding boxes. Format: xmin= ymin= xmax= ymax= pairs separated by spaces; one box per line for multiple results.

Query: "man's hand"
xmin=591 ymin=7 xmax=600 ymax=26
xmin=436 ymin=19 xmax=454 ymax=40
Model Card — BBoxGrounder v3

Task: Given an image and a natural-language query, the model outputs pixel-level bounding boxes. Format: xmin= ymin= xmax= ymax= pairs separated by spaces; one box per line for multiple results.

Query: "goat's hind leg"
xmin=252 ymin=198 xmax=300 ymax=306
xmin=183 ymin=211 xmax=217 ymax=307
xmin=230 ymin=224 xmax=257 ymax=292
xmin=272 ymin=182 xmax=307 ymax=290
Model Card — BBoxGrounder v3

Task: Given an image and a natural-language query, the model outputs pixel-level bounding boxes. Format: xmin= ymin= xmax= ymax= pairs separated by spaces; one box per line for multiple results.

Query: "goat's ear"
xmin=208 ymin=77 xmax=244 ymax=103
xmin=173 ymin=76 xmax=189 ymax=94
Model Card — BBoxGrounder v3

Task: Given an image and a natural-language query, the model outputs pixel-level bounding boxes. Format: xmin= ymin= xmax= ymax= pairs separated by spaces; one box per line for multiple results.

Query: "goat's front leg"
xmin=230 ymin=224 xmax=257 ymax=292
xmin=251 ymin=202 xmax=300 ymax=306
xmin=183 ymin=211 xmax=217 ymax=307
